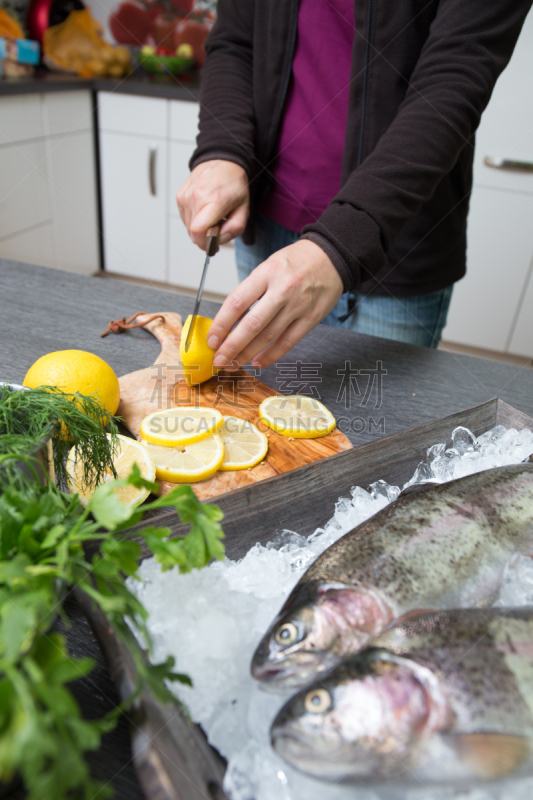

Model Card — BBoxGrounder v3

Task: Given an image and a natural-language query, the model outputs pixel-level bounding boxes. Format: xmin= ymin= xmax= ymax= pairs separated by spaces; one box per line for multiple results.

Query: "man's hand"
xmin=176 ymin=159 xmax=250 ymax=249
xmin=207 ymin=239 xmax=344 ymax=370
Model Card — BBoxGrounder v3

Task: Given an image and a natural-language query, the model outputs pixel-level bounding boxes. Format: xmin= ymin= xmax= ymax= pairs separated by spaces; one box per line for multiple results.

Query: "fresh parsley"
xmin=0 ymin=451 xmax=225 ymax=799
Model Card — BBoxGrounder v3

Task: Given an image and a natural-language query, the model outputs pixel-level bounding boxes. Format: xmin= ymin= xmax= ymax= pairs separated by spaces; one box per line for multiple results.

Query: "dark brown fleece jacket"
xmin=191 ymin=0 xmax=531 ymax=296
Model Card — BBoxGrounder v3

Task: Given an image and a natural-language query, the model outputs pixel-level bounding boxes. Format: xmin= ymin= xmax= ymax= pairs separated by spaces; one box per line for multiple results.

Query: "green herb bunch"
xmin=0 ymin=384 xmax=120 ymax=489
xmin=0 ymin=389 xmax=226 ymax=800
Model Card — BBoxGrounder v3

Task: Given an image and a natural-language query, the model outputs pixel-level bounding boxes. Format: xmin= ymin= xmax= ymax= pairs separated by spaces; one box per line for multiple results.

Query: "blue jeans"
xmin=235 ymin=213 xmax=453 ymax=348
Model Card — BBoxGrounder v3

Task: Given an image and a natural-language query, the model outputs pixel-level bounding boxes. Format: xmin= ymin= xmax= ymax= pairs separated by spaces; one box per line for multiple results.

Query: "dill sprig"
xmin=0 ymin=385 xmax=118 ymax=489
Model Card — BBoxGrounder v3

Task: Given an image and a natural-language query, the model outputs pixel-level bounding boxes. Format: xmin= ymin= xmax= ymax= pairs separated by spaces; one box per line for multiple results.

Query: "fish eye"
xmin=275 ymin=622 xmax=299 ymax=646
xmin=371 ymin=659 xmax=396 ymax=675
xmin=304 ymin=688 xmax=332 ymax=714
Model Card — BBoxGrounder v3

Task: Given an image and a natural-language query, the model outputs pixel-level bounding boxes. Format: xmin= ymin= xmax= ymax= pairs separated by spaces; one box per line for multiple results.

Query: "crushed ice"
xmin=128 ymin=425 xmax=533 ymax=800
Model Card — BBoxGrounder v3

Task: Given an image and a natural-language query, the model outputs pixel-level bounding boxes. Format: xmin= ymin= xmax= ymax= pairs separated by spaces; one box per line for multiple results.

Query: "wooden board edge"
xmin=73 ymin=587 xmax=228 ymax=800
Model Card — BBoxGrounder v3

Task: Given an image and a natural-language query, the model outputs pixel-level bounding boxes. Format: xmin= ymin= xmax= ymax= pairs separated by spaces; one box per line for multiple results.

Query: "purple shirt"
xmin=258 ymin=0 xmax=355 ymax=233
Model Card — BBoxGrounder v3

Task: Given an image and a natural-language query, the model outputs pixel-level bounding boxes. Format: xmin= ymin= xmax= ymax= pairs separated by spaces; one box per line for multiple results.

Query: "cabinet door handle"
xmin=484 ymin=155 xmax=533 ymax=173
xmin=149 ymin=146 xmax=157 ymax=195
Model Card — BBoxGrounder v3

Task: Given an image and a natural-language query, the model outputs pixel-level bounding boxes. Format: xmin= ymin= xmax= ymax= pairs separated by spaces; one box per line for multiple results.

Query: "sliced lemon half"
xmin=219 ymin=416 xmax=269 ymax=471
xmin=140 ymin=406 xmax=223 ymax=447
xmin=142 ymin=434 xmax=224 ymax=483
xmin=66 ymin=433 xmax=155 ymax=508
xmin=180 ymin=315 xmax=219 ymax=387
xmin=259 ymin=395 xmax=336 ymax=439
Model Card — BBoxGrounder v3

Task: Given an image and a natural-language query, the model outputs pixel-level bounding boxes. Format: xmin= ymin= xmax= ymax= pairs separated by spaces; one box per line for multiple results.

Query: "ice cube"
xmin=451 ymin=426 xmax=477 ymax=455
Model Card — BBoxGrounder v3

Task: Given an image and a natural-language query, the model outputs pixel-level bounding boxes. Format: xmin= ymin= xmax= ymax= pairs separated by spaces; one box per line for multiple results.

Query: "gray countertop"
xmin=2 ymin=259 xmax=533 ymax=445
xmin=0 ymin=66 xmax=201 ymax=100
xmin=2 ymin=257 xmax=533 ymax=798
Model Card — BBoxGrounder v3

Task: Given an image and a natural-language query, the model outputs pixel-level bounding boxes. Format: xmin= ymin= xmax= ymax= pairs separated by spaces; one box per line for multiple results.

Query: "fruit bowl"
xmin=138 ymin=51 xmax=193 ymax=76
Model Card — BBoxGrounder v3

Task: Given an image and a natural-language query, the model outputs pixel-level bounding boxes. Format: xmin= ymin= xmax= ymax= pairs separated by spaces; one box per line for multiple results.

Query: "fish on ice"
xmin=252 ymin=464 xmax=533 ymax=689
xmin=271 ymin=607 xmax=533 ymax=784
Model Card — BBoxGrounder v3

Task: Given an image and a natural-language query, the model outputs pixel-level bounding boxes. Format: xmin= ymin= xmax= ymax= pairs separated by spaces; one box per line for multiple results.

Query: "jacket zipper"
xmin=340 ymin=0 xmax=373 ymax=323
xmin=357 ymin=0 xmax=373 ymax=166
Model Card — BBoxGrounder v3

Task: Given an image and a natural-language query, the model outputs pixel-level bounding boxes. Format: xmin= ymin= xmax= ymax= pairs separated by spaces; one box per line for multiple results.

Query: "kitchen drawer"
xmin=97 ymin=92 xmax=168 ymax=138
xmin=0 ymin=140 xmax=50 ymax=239
xmin=0 ymin=95 xmax=43 ymax=144
xmin=44 ymin=91 xmax=93 ymax=136
xmin=0 ymin=222 xmax=55 ymax=268
xmin=168 ymin=220 xmax=238 ymax=296
xmin=100 ymin=130 xmax=167 ymax=280
xmin=169 ymin=99 xmax=199 ymax=143
xmin=47 ymin=132 xmax=99 ymax=275
xmin=443 ymin=186 xmax=533 ymax=351
xmin=508 ymin=265 xmax=533 ymax=358
xmin=472 ymin=8 xmax=533 ymax=195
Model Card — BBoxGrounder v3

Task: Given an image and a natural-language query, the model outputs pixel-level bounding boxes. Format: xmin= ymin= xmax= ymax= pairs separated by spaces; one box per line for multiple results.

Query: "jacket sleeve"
xmin=189 ymin=0 xmax=257 ymax=177
xmin=301 ymin=0 xmax=532 ymax=291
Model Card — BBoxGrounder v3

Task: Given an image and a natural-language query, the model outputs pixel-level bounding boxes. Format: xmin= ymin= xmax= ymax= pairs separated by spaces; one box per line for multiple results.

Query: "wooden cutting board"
xmin=117 ymin=312 xmax=352 ymax=500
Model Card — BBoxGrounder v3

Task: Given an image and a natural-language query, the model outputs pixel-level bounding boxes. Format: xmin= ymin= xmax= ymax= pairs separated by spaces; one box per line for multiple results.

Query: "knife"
xmin=184 ymin=223 xmax=220 ymax=353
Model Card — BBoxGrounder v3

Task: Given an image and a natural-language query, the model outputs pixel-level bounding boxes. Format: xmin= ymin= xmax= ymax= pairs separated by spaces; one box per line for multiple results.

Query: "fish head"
xmin=271 ymin=648 xmax=447 ymax=782
xmin=251 ymin=581 xmax=394 ymax=690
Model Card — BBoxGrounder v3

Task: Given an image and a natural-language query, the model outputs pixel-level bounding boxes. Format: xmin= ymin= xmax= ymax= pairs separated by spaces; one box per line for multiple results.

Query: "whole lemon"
xmin=23 ymin=350 xmax=120 ymax=418
xmin=180 ymin=315 xmax=219 ymax=387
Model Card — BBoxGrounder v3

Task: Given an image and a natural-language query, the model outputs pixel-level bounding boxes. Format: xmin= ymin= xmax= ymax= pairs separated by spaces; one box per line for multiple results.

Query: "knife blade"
xmin=184 ymin=223 xmax=220 ymax=353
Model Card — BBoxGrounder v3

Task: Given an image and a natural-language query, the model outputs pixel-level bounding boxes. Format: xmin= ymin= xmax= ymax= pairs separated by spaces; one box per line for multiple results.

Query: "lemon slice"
xmin=140 ymin=407 xmax=223 ymax=446
xmin=219 ymin=416 xmax=269 ymax=471
xmin=259 ymin=395 xmax=336 ymax=439
xmin=66 ymin=433 xmax=155 ymax=508
xmin=180 ymin=315 xmax=220 ymax=387
xmin=142 ymin=434 xmax=224 ymax=483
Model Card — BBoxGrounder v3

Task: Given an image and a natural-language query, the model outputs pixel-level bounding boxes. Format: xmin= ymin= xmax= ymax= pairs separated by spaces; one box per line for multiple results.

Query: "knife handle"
xmin=207 ymin=223 xmax=221 ymax=257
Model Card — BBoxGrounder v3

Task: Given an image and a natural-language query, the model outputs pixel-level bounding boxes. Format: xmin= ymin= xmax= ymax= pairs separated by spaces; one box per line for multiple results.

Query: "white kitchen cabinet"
xmin=98 ymin=92 xmax=168 ymax=138
xmin=442 ymin=188 xmax=533 ymax=352
xmin=0 ymin=94 xmax=43 ymax=143
xmin=0 ymin=140 xmax=50 ymax=240
xmin=0 ymin=91 xmax=100 ymax=276
xmin=99 ymin=130 xmax=168 ymax=281
xmin=508 ymin=267 xmax=533 ymax=357
xmin=169 ymin=99 xmax=200 ymax=143
xmin=46 ymin=132 xmax=100 ymax=275
xmin=98 ymin=92 xmax=238 ymax=296
xmin=0 ymin=223 xmax=55 ymax=268
xmin=442 ymin=8 xmax=533 ymax=354
xmin=168 ymin=222 xmax=238 ymax=295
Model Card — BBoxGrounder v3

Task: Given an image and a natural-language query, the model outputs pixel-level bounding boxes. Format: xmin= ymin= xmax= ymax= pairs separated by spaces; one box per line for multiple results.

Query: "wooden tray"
xmin=82 ymin=397 xmax=533 ymax=800
xmin=117 ymin=312 xmax=352 ymax=501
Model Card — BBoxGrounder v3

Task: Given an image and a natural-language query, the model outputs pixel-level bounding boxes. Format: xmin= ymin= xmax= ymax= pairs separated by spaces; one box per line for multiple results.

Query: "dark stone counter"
xmin=0 ymin=66 xmax=201 ymax=101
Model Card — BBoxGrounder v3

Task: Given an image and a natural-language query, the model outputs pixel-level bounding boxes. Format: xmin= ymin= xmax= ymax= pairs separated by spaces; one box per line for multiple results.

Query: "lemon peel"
xmin=66 ymin=433 xmax=155 ymax=508
xmin=142 ymin=434 xmax=224 ymax=483
xmin=219 ymin=416 xmax=268 ymax=470
xmin=140 ymin=407 xmax=223 ymax=447
xmin=23 ymin=349 xmax=120 ymax=420
xmin=259 ymin=395 xmax=336 ymax=439
xmin=180 ymin=315 xmax=219 ymax=387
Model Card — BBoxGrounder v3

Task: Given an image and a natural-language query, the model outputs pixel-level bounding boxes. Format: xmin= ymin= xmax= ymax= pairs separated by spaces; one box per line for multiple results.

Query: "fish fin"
xmin=399 ymin=482 xmax=440 ymax=499
xmin=448 ymin=733 xmax=530 ymax=779
xmin=391 ymin=608 xmax=438 ymax=625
